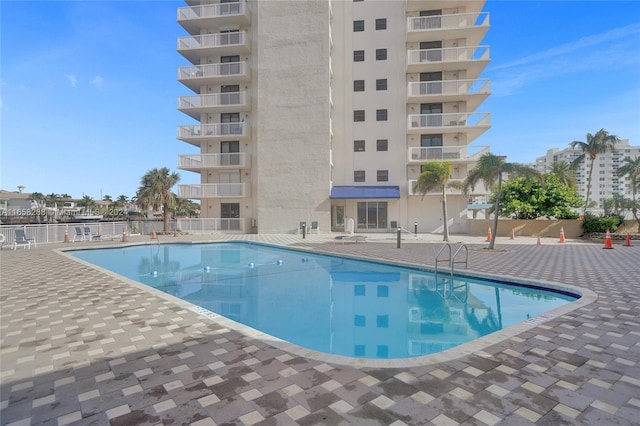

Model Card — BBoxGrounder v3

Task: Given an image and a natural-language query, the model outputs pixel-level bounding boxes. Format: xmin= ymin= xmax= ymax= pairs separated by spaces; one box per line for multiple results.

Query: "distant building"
xmin=534 ymin=139 xmax=639 ymax=209
xmin=175 ymin=0 xmax=492 ymax=234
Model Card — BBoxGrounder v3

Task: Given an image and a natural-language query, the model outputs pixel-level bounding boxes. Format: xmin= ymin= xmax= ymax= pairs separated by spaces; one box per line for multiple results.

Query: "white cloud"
xmin=90 ymin=75 xmax=104 ymax=91
xmin=65 ymin=74 xmax=77 ymax=88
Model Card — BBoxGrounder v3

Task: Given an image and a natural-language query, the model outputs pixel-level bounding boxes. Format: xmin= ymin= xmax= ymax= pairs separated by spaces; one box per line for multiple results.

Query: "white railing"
xmin=178 ymin=62 xmax=247 ymax=80
xmin=176 ymin=218 xmax=247 ymax=233
xmin=0 ymin=222 xmax=147 ymax=246
xmin=178 ymin=122 xmax=246 ymax=139
xmin=178 ymin=183 xmax=248 ymax=198
xmin=407 ymin=79 xmax=490 ymax=97
xmin=178 ymin=92 xmax=247 ymax=109
xmin=407 ymin=12 xmax=489 ymax=32
xmin=177 ymin=153 xmax=248 ymax=169
xmin=407 ymin=112 xmax=490 ymax=130
xmin=178 ymin=31 xmax=247 ymax=51
xmin=408 ymin=145 xmax=489 ymax=162
xmin=407 ymin=46 xmax=490 ymax=65
xmin=177 ymin=1 xmax=246 ymax=21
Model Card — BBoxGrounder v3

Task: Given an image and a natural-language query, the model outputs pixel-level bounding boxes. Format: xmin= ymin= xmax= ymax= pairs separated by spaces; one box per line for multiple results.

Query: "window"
xmin=376 ymin=109 xmax=388 ymax=121
xmin=354 ymin=170 xmax=365 ymax=182
xmin=354 ymin=140 xmax=365 ymax=152
xmin=376 ymin=139 xmax=388 ymax=151
xmin=354 ymin=80 xmax=365 ymax=91
xmin=354 ymin=110 xmax=365 ymax=122
xmin=376 ymin=48 xmax=387 ymax=60
xmin=353 ymin=20 xmax=364 ymax=31
xmin=375 ymin=18 xmax=387 ymax=30
xmin=377 ymin=170 xmax=388 ymax=182
xmin=376 ymin=79 xmax=387 ymax=90
xmin=353 ymin=50 xmax=365 ymax=62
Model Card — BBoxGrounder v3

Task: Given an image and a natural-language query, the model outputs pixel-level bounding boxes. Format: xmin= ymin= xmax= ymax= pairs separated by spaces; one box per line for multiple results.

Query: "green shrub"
xmin=582 ymin=214 xmax=623 ymax=234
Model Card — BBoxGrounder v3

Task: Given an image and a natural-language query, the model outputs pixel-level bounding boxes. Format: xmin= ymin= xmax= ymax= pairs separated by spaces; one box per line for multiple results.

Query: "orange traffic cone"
xmin=624 ymin=233 xmax=632 ymax=247
xmin=486 ymin=227 xmax=492 ymax=242
xmin=64 ymin=230 xmax=70 ymax=243
xmin=510 ymin=229 xmax=515 ymax=240
xmin=536 ymin=237 xmax=541 ymax=246
xmin=151 ymin=229 xmax=157 ymax=240
xmin=559 ymin=227 xmax=566 ymax=243
xmin=603 ymin=229 xmax=613 ymax=249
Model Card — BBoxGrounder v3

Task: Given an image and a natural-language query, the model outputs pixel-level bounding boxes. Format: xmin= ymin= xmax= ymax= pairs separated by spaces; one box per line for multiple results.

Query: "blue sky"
xmin=2 ymin=0 xmax=639 ymax=200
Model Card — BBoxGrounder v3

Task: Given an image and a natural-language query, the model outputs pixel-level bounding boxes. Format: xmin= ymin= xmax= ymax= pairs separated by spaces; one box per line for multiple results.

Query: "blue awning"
xmin=330 ymin=186 xmax=400 ymax=199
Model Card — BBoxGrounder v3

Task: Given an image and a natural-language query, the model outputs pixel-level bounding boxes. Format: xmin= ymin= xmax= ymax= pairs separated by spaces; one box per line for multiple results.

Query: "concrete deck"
xmin=1 ymin=233 xmax=639 ymax=425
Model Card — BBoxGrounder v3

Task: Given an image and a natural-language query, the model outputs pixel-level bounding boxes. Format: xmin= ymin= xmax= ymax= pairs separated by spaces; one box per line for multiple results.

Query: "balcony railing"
xmin=178 ymin=122 xmax=247 ymax=140
xmin=408 ymin=46 xmax=489 ymax=65
xmin=178 ymin=92 xmax=249 ymax=112
xmin=178 ymin=62 xmax=248 ymax=80
xmin=407 ymin=145 xmax=489 ymax=163
xmin=408 ymin=179 xmax=466 ymax=196
xmin=407 ymin=112 xmax=490 ymax=132
xmin=407 ymin=12 xmax=489 ymax=44
xmin=178 ymin=183 xmax=248 ymax=198
xmin=177 ymin=1 xmax=249 ymax=26
xmin=177 ymin=153 xmax=249 ymax=170
xmin=178 ymin=31 xmax=248 ymax=52
xmin=407 ymin=79 xmax=490 ymax=98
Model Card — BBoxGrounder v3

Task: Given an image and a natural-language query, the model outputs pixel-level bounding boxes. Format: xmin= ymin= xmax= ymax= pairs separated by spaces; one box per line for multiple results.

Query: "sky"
xmin=1 ymin=0 xmax=639 ymax=201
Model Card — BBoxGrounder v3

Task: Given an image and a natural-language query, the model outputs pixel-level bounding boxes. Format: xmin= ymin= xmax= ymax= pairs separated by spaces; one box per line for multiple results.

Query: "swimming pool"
xmin=69 ymin=242 xmax=579 ymax=360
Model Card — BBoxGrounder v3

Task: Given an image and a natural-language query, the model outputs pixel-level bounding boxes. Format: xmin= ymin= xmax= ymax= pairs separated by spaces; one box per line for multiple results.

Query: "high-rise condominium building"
xmin=176 ymin=0 xmax=491 ymax=234
xmin=534 ymin=139 xmax=639 ymax=208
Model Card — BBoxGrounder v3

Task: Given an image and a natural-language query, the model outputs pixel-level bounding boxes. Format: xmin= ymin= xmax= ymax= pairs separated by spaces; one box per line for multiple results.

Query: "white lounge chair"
xmin=334 ymin=234 xmax=367 ymax=244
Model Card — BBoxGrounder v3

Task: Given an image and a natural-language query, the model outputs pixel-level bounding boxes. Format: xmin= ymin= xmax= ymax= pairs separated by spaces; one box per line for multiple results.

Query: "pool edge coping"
xmin=56 ymin=241 xmax=598 ymax=369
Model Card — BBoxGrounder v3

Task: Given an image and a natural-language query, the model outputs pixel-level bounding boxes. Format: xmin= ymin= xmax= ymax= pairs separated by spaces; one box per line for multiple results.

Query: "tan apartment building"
xmin=176 ymin=0 xmax=491 ymax=234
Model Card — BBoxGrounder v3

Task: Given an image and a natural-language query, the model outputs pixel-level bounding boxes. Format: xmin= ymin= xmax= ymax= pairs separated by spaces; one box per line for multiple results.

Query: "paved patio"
xmin=1 ymin=232 xmax=639 ymax=425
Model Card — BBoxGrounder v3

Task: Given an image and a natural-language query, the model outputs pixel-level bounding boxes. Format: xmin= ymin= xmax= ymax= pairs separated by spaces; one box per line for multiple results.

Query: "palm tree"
xmin=116 ymin=195 xmax=129 ymax=206
xmin=617 ymin=155 xmax=640 ymax=228
xmin=77 ymin=195 xmax=96 ymax=208
xmin=46 ymin=193 xmax=60 ymax=208
xmin=548 ymin=161 xmax=577 ymax=189
xmin=136 ymin=167 xmax=180 ymax=233
xmin=464 ymin=153 xmax=539 ymax=250
xmin=414 ymin=161 xmax=463 ymax=242
xmin=570 ymin=129 xmax=620 ymax=214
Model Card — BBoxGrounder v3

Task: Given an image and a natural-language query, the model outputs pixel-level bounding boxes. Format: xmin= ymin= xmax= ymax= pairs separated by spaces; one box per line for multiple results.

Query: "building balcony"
xmin=406 ymin=0 xmax=485 ymax=14
xmin=177 ymin=1 xmax=249 ymax=35
xmin=177 ymin=153 xmax=250 ymax=171
xmin=407 ymin=112 xmax=490 ymax=140
xmin=178 ymin=92 xmax=250 ymax=119
xmin=178 ymin=62 xmax=250 ymax=92
xmin=177 ymin=122 xmax=250 ymax=147
xmin=177 ymin=183 xmax=249 ymax=199
xmin=407 ymin=79 xmax=489 ymax=111
xmin=407 ymin=179 xmax=466 ymax=196
xmin=178 ymin=31 xmax=250 ymax=63
xmin=407 ymin=12 xmax=489 ymax=45
xmin=406 ymin=46 xmax=489 ymax=77
xmin=407 ymin=145 xmax=489 ymax=165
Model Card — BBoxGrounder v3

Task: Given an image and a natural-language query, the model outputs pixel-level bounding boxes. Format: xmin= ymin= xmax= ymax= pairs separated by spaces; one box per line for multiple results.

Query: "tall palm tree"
xmin=464 ymin=153 xmax=539 ymax=250
xmin=116 ymin=195 xmax=129 ymax=206
xmin=414 ymin=161 xmax=463 ymax=242
xmin=46 ymin=193 xmax=60 ymax=208
xmin=570 ymin=129 xmax=620 ymax=214
xmin=548 ymin=161 xmax=577 ymax=189
xmin=617 ymin=155 xmax=640 ymax=228
xmin=136 ymin=167 xmax=180 ymax=233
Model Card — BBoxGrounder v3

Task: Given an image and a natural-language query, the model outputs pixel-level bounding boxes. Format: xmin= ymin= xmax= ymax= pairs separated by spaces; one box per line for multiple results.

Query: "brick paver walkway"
xmin=1 ymin=233 xmax=639 ymax=425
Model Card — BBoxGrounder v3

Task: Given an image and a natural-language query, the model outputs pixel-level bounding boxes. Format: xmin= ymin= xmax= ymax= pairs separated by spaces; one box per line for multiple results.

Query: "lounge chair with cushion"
xmin=73 ymin=227 xmax=86 ymax=242
xmin=84 ymin=226 xmax=102 ymax=241
xmin=13 ymin=229 xmax=31 ymax=250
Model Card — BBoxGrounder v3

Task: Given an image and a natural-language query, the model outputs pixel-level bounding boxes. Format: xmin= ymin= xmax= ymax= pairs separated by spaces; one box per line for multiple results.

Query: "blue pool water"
xmin=70 ymin=242 xmax=578 ymax=359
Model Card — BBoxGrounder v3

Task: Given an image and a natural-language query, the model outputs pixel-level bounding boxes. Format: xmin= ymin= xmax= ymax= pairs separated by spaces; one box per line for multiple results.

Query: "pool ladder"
xmin=434 ymin=243 xmax=468 ymax=280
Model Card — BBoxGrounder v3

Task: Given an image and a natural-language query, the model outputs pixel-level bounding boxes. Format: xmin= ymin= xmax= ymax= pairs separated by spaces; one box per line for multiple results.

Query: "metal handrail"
xmin=435 ymin=243 xmax=468 ymax=280
xmin=451 ymin=244 xmax=468 ymax=276
xmin=434 ymin=243 xmax=452 ymax=279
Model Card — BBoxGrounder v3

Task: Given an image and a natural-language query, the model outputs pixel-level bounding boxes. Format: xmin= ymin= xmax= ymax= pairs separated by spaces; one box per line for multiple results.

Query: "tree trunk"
xmin=489 ymin=172 xmax=502 ymax=250
xmin=584 ymin=154 xmax=596 ymax=214
xmin=442 ymin=185 xmax=449 ymax=241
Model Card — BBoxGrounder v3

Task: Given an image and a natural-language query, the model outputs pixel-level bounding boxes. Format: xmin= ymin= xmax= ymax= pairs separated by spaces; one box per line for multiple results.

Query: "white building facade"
xmin=176 ymin=0 xmax=491 ymax=234
xmin=534 ymin=139 xmax=639 ymax=208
